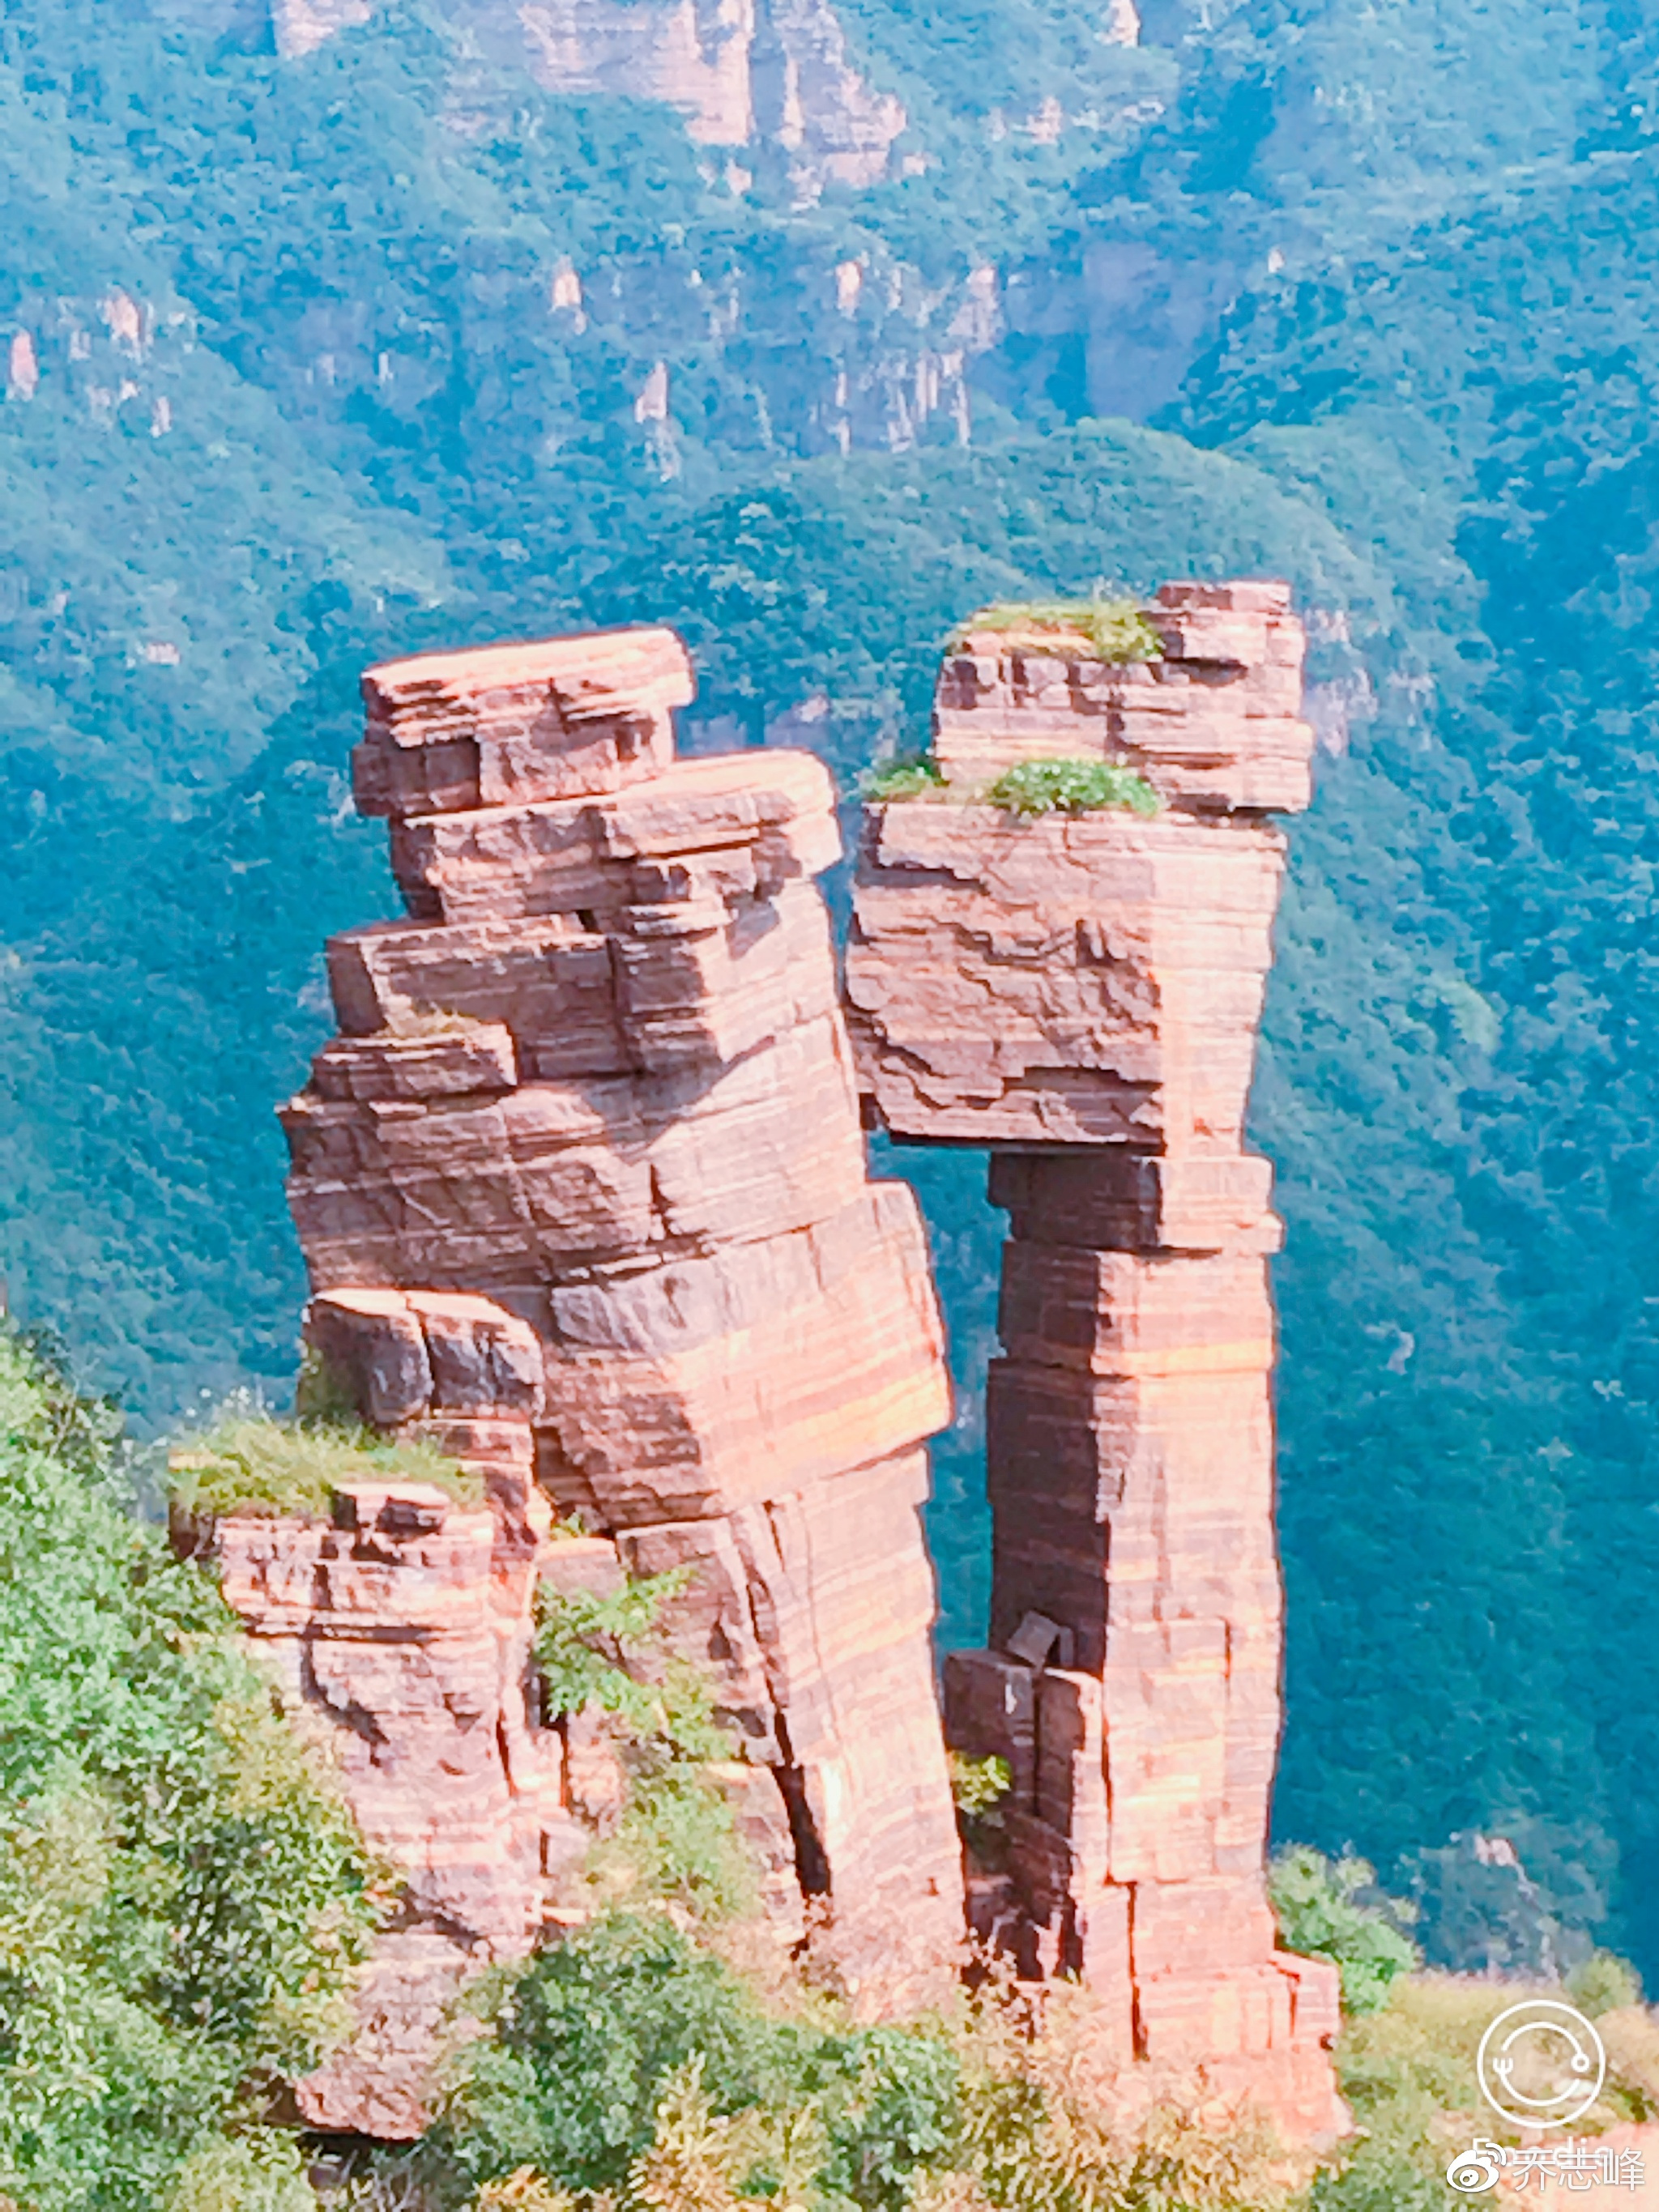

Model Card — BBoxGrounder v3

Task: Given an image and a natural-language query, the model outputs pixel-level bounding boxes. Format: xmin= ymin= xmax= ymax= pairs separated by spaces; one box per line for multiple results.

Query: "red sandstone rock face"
xmin=853 ymin=580 xmax=1344 ymax=2144
xmin=933 ymin=580 xmax=1312 ymax=815
xmin=182 ymin=1288 xmax=571 ymax=2137
xmin=256 ymin=623 xmax=962 ymax=2131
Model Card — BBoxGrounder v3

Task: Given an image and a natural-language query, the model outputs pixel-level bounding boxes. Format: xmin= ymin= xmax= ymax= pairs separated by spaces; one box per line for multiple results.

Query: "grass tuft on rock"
xmin=168 ymin=1400 xmax=484 ymax=1520
xmin=987 ymin=757 xmax=1160 ymax=819
xmin=953 ymin=598 xmax=1163 ymax=663
xmin=863 ymin=752 xmax=946 ymax=801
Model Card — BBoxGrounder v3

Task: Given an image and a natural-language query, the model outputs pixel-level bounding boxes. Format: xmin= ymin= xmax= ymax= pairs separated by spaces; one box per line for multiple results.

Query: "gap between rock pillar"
xmin=846 ymin=581 xmax=1346 ymax=2141
xmin=271 ymin=625 xmax=963 ymax=2022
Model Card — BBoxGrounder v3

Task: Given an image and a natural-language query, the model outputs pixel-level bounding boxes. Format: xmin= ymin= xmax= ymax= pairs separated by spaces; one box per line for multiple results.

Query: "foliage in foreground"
xmin=985 ymin=758 xmax=1160 ymax=820
xmin=533 ymin=1570 xmax=757 ymax=1924
xmin=437 ymin=1913 xmax=1298 ymax=2212
xmin=168 ymin=1401 xmax=484 ymax=1520
xmin=0 ymin=1329 xmax=383 ymax=2212
xmin=1312 ymin=1966 xmax=1659 ymax=2209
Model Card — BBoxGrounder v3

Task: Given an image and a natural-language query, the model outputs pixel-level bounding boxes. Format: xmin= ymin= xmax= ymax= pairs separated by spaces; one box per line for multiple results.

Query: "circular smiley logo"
xmin=1476 ymin=2000 xmax=1606 ymax=2131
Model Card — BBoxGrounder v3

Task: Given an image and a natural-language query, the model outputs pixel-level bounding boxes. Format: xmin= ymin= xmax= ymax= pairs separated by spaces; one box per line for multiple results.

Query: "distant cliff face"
xmin=264 ymin=0 xmax=905 ymax=190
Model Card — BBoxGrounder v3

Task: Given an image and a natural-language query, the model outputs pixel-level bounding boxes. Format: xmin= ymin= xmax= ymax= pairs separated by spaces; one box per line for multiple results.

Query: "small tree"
xmin=1268 ymin=1847 xmax=1419 ymax=2016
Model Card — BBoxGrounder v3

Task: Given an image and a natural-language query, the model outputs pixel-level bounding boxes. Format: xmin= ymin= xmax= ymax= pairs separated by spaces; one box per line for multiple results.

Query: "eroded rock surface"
xmin=849 ymin=580 xmax=1345 ymax=2142
xmin=177 ymin=1289 xmax=568 ymax=2137
xmin=253 ymin=623 xmax=962 ymax=2129
xmin=267 ymin=0 xmax=906 ymax=190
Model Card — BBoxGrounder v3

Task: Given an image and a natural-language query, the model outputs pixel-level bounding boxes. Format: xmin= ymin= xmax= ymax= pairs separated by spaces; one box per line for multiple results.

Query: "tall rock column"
xmin=846 ymin=582 xmax=1343 ymax=2137
xmin=279 ymin=624 xmax=963 ymax=1989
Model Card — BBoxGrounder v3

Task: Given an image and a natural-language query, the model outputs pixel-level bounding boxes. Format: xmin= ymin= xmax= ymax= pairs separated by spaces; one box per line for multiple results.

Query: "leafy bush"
xmin=441 ymin=1911 xmax=1311 ymax=2212
xmin=166 ymin=2131 xmax=320 ymax=2212
xmin=985 ymin=759 xmax=1160 ymax=820
xmin=949 ymin=1754 xmax=1011 ymax=1869
xmin=0 ymin=1328 xmax=381 ymax=2212
xmin=438 ymin=1915 xmax=794 ymax=2198
xmin=863 ymin=753 xmax=946 ymax=801
xmin=1306 ymin=1968 xmax=1659 ymax=2203
xmin=1268 ymin=1848 xmax=1419 ymax=2015
xmin=534 ymin=1571 xmax=702 ymax=1733
xmin=168 ymin=1402 xmax=483 ymax=1520
xmin=953 ymin=600 xmax=1163 ymax=664
xmin=1568 ymin=1948 xmax=1646 ymax=2018
xmin=1307 ymin=2141 xmax=1449 ymax=2212
xmin=948 ymin=1755 xmax=1011 ymax=1818
xmin=535 ymin=1571 xmax=755 ymax=1921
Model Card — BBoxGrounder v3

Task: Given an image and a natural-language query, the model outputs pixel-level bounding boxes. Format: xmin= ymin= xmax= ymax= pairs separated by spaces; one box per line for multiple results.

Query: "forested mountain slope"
xmin=3 ymin=0 xmax=1657 ymax=1976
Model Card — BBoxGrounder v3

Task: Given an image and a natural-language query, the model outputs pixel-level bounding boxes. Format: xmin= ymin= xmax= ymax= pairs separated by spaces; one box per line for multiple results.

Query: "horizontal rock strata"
xmin=177 ymin=1289 xmax=569 ymax=2139
xmin=258 ymin=623 xmax=962 ymax=2129
xmin=932 ymin=580 xmax=1312 ymax=812
xmin=851 ymin=580 xmax=1343 ymax=2142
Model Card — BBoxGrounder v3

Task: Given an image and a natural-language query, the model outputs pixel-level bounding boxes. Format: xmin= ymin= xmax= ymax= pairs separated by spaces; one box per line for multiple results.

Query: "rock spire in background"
xmin=265 ymin=0 xmax=906 ymax=194
xmin=847 ymin=582 xmax=1345 ymax=2140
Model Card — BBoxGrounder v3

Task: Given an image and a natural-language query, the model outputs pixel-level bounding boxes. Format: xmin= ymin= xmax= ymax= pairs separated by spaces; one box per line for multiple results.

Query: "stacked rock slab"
xmin=278 ymin=625 xmax=964 ymax=2010
xmin=177 ymin=1288 xmax=574 ymax=2137
xmin=846 ymin=582 xmax=1344 ymax=2140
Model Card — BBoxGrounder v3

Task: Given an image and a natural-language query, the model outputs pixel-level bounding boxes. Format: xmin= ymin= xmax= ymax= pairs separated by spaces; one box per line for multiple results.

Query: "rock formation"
xmin=846 ymin=582 xmax=1345 ymax=2139
xmin=198 ymin=592 xmax=1343 ymax=2143
xmin=248 ymin=623 xmax=962 ymax=2128
xmin=176 ymin=1289 xmax=569 ymax=2137
xmin=263 ymin=0 xmax=906 ymax=192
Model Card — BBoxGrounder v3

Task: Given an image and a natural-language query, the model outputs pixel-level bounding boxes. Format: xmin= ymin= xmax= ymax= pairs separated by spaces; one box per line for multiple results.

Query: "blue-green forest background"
xmin=5 ymin=0 xmax=1659 ymax=1979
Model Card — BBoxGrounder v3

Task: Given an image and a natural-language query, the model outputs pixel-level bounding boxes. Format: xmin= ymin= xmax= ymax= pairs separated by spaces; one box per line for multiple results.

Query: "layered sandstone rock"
xmin=176 ymin=1289 xmax=574 ymax=2137
xmin=265 ymin=623 xmax=961 ymax=2127
xmin=849 ymin=580 xmax=1344 ymax=2142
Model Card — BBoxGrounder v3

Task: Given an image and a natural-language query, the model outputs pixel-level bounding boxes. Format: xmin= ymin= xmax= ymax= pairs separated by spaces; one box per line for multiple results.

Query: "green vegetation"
xmin=861 ymin=752 xmax=945 ymax=801
xmin=1268 ymin=1848 xmax=1419 ymax=2018
xmin=985 ymin=758 xmax=1161 ymax=819
xmin=3 ymin=0 xmax=1659 ymax=2004
xmin=1314 ymin=1967 xmax=1659 ymax=2208
xmin=437 ymin=1911 xmax=1299 ymax=2211
xmin=15 ymin=1321 xmax=1659 ymax=2210
xmin=168 ymin=1404 xmax=483 ymax=1520
xmin=1571 ymin=1950 xmax=1648 ymax=2019
xmin=0 ymin=1328 xmax=382 ymax=2212
xmin=953 ymin=600 xmax=1164 ymax=664
xmin=535 ymin=1569 xmax=756 ymax=1923
xmin=948 ymin=1753 xmax=1011 ymax=1818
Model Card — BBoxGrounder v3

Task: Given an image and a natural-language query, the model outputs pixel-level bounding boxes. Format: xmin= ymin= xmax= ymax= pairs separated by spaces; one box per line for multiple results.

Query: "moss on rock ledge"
xmin=168 ymin=1405 xmax=483 ymax=1522
xmin=951 ymin=598 xmax=1164 ymax=663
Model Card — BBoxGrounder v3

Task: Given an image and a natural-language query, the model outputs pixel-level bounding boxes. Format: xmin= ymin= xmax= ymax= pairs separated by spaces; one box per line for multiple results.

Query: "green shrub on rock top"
xmin=863 ymin=752 xmax=946 ymax=801
xmin=951 ymin=599 xmax=1164 ymax=664
xmin=986 ymin=758 xmax=1160 ymax=820
xmin=168 ymin=1400 xmax=484 ymax=1521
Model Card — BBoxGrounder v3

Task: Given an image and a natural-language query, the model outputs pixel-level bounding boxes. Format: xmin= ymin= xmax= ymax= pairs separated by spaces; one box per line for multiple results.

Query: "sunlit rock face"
xmin=258 ymin=0 xmax=906 ymax=189
xmin=174 ymin=1289 xmax=572 ymax=2139
xmin=848 ymin=582 xmax=1346 ymax=2144
xmin=270 ymin=624 xmax=963 ymax=2097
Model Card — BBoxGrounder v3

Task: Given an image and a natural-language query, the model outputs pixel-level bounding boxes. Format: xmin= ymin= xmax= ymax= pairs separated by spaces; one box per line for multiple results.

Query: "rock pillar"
xmin=278 ymin=625 xmax=963 ymax=1995
xmin=846 ymin=582 xmax=1343 ymax=2137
